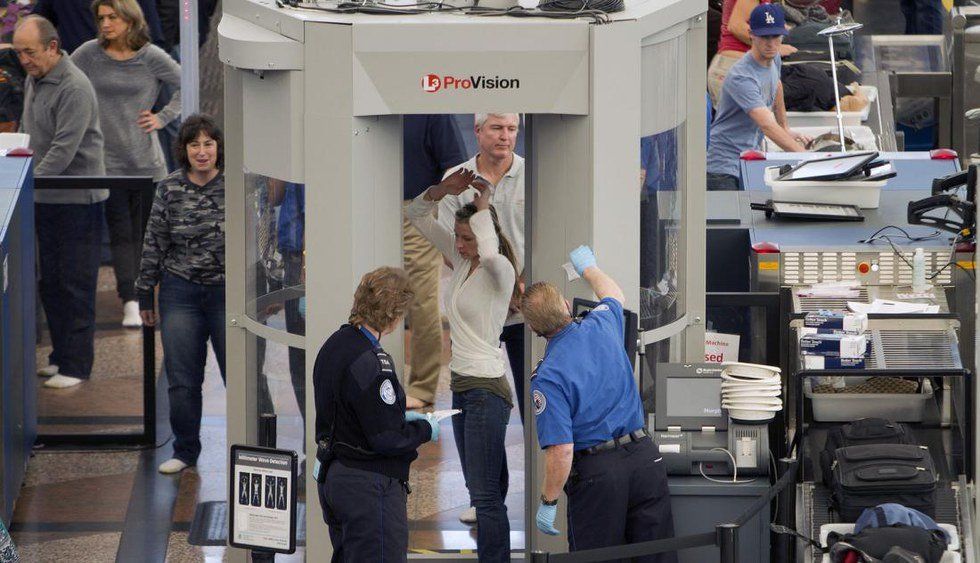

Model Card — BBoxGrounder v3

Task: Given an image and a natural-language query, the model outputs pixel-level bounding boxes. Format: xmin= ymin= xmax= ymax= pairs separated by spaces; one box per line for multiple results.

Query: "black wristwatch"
xmin=540 ymin=495 xmax=558 ymax=506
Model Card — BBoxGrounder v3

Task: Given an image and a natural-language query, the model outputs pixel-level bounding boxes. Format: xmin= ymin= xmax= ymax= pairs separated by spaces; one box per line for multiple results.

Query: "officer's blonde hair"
xmin=522 ymin=282 xmax=571 ymax=337
xmin=349 ymin=267 xmax=414 ymax=332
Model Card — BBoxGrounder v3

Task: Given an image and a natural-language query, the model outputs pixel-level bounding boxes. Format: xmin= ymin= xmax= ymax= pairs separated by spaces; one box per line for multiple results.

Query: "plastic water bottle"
xmin=912 ymin=248 xmax=927 ymax=292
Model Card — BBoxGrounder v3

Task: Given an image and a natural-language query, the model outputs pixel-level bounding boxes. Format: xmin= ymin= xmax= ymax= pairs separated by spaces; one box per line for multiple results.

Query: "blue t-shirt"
xmin=531 ymin=297 xmax=645 ymax=451
xmin=706 ymin=52 xmax=781 ymax=177
xmin=640 ymin=129 xmax=678 ymax=197
xmin=277 ymin=183 xmax=305 ymax=253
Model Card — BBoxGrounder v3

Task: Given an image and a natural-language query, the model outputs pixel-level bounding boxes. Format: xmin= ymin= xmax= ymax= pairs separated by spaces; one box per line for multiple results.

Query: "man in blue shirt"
xmin=706 ymin=3 xmax=807 ymax=191
xmin=522 ymin=246 xmax=676 ymax=562
xmin=274 ymin=180 xmax=306 ymax=420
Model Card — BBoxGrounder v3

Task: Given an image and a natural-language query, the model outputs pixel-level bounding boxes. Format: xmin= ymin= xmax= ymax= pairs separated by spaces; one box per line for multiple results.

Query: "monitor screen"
xmin=664 ymin=378 xmax=722 ymax=419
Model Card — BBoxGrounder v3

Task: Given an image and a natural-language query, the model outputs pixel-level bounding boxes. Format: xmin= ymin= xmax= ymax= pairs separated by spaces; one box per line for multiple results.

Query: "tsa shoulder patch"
xmin=593 ymin=304 xmax=609 ymax=313
xmin=376 ymin=352 xmax=394 ymax=373
xmin=532 ymin=390 xmax=547 ymax=415
xmin=380 ymin=379 xmax=396 ymax=405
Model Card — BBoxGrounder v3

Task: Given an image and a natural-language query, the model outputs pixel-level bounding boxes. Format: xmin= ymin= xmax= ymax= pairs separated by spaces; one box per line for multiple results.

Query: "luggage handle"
xmin=839 ymin=447 xmax=925 ymax=463
xmin=854 ymin=466 xmax=920 ymax=481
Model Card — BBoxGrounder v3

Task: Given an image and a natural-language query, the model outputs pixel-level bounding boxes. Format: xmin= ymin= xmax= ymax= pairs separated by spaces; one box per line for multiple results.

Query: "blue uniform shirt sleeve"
xmin=581 ymin=297 xmax=625 ymax=341
xmin=531 ymin=375 xmax=573 ymax=449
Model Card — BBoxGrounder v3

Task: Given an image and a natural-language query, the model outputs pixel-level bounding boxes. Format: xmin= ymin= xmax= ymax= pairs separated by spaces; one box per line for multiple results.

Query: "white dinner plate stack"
xmin=720 ymin=362 xmax=783 ymax=423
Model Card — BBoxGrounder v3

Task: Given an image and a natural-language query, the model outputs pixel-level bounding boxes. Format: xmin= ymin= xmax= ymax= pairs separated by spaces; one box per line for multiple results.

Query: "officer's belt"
xmin=573 ymin=428 xmax=649 ymax=460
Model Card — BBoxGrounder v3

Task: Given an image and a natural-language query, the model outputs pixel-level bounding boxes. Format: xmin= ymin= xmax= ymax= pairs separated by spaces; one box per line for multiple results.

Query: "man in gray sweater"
xmin=14 ymin=15 xmax=107 ymax=389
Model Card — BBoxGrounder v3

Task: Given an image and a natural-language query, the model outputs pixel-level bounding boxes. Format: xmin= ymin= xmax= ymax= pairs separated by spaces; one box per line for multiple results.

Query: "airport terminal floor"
xmin=10 ymin=266 xmax=522 ymax=560
xmin=5 ymin=0 xmax=980 ymax=562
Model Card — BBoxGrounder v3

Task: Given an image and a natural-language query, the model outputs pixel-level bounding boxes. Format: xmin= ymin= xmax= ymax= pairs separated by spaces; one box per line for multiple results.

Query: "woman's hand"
xmin=428 ymin=168 xmax=476 ymax=201
xmin=472 ymin=179 xmax=491 ymax=211
xmin=778 ymin=44 xmax=797 ymax=57
xmin=140 ymin=310 xmax=157 ymax=327
xmin=137 ymin=110 xmax=162 ymax=133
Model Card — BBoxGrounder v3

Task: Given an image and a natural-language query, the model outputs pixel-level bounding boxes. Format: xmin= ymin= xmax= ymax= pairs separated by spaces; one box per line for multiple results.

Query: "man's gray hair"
xmin=474 ymin=113 xmax=521 ymax=129
xmin=17 ymin=15 xmax=60 ymax=49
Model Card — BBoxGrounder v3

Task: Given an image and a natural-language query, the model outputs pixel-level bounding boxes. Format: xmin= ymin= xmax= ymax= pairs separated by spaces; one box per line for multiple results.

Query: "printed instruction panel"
xmin=231 ymin=448 xmax=293 ymax=551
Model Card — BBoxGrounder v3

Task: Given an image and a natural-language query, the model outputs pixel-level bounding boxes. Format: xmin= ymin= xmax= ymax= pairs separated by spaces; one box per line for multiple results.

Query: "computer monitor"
xmin=654 ymin=363 xmax=727 ymax=431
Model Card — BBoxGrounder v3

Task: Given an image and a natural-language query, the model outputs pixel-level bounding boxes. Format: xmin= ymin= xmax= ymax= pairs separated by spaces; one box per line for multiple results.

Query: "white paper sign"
xmin=704 ymin=332 xmax=740 ymax=363
xmin=230 ymin=446 xmax=297 ymax=553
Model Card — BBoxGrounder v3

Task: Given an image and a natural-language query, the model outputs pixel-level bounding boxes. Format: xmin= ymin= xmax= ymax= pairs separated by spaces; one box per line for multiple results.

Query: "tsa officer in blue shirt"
xmin=521 ymin=246 xmax=676 ymax=562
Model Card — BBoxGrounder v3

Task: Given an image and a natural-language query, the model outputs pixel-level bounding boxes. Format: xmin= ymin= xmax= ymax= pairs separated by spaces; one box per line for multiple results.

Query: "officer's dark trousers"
xmin=318 ymin=462 xmax=408 ymax=563
xmin=566 ymin=437 xmax=677 ymax=563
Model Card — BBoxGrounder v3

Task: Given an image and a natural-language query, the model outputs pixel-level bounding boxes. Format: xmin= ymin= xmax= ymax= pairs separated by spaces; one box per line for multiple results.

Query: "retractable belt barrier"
xmin=530 ymin=459 xmax=799 ymax=563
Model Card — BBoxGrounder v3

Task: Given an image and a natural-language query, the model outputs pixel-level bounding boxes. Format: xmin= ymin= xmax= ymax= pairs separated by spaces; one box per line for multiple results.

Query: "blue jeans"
xmin=451 ymin=388 xmax=511 ymax=563
xmin=706 ymin=172 xmax=740 ymax=191
xmin=159 ymin=273 xmax=226 ymax=464
xmin=36 ymin=202 xmax=104 ymax=379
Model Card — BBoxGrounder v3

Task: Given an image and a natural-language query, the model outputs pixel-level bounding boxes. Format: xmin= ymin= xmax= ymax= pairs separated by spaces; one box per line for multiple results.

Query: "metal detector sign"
xmin=229 ymin=445 xmax=298 ymax=554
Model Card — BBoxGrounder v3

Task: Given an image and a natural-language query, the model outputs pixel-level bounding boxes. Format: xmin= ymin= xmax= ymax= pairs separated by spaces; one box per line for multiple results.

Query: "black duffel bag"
xmin=821 ymin=418 xmax=917 ymax=486
xmin=827 ymin=523 xmax=948 ymax=563
xmin=832 ymin=444 xmax=937 ymax=522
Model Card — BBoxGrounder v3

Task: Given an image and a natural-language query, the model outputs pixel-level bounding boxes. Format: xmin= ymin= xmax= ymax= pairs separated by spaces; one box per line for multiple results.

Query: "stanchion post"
xmin=717 ymin=522 xmax=739 ymax=563
xmin=259 ymin=413 xmax=277 ymax=449
xmin=529 ymin=551 xmax=550 ymax=563
xmin=776 ymin=457 xmax=795 ymax=563
xmin=252 ymin=414 xmax=278 ymax=561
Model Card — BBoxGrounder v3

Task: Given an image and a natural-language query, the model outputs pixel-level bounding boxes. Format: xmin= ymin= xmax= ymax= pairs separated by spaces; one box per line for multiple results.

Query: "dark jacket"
xmin=313 ymin=324 xmax=431 ymax=482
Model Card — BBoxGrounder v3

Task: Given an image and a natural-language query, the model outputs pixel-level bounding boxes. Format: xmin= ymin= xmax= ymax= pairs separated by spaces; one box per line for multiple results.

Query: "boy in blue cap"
xmin=706 ymin=2 xmax=810 ymax=191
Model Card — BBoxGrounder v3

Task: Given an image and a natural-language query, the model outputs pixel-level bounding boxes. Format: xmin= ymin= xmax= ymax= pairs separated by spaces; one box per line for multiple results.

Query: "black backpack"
xmin=821 ymin=418 xmax=916 ymax=486
xmin=827 ymin=524 xmax=948 ymax=563
xmin=831 ymin=445 xmax=937 ymax=522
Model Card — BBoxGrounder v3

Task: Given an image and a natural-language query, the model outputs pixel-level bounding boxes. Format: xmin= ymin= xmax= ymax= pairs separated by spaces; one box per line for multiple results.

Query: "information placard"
xmin=228 ymin=445 xmax=298 ymax=554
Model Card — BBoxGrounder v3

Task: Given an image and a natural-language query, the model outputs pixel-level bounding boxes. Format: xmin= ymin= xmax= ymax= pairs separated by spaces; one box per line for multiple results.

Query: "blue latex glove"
xmin=298 ymin=296 xmax=306 ymax=318
xmin=569 ymin=245 xmax=597 ymax=276
xmin=424 ymin=413 xmax=440 ymax=442
xmin=405 ymin=411 xmax=426 ymax=422
xmin=536 ymin=502 xmax=560 ymax=535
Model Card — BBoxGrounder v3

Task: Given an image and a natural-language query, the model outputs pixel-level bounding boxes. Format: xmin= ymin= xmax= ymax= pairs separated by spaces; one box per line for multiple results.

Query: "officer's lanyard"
xmin=358 ymin=325 xmax=380 ymax=348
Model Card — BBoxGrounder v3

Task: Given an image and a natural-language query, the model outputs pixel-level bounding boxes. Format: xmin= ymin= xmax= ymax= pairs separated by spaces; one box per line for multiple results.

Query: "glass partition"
xmin=639 ymin=30 xmax=689 ymax=397
xmin=35 ymin=182 xmax=157 ymax=442
xmin=244 ymin=172 xmax=306 ymax=337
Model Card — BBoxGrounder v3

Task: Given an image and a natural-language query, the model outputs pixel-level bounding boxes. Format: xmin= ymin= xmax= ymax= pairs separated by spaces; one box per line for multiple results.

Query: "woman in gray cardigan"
xmin=72 ymin=0 xmax=180 ymax=328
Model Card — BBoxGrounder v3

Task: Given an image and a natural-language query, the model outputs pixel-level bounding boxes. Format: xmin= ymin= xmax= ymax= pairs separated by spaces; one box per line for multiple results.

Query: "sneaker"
xmin=459 ymin=506 xmax=477 ymax=525
xmin=158 ymin=458 xmax=191 ymax=474
xmin=122 ymin=301 xmax=142 ymax=328
xmin=37 ymin=364 xmax=59 ymax=377
xmin=43 ymin=375 xmax=83 ymax=389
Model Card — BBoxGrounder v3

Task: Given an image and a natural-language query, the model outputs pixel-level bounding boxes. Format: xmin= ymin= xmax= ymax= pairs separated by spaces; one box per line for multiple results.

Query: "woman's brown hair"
xmin=91 ymin=0 xmax=150 ymax=51
xmin=454 ymin=203 xmax=521 ymax=301
xmin=348 ymin=267 xmax=415 ymax=332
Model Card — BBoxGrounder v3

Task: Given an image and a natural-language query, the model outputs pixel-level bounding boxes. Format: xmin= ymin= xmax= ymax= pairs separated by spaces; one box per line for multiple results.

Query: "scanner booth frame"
xmin=220 ymin=1 xmax=707 ymax=559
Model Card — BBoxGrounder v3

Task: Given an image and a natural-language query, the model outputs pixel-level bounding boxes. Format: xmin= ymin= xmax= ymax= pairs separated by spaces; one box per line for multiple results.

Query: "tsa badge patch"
xmin=380 ymin=379 xmax=396 ymax=405
xmin=532 ymin=390 xmax=547 ymax=415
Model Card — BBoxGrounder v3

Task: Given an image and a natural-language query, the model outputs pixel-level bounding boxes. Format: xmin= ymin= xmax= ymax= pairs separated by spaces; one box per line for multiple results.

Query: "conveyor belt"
xmin=799 ymin=481 xmax=969 ymax=562
xmin=793 ymin=285 xmax=951 ymax=314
